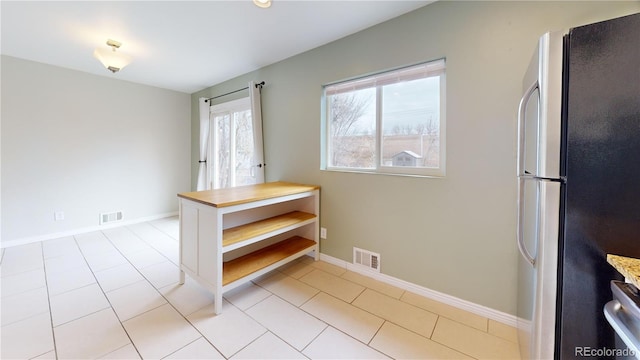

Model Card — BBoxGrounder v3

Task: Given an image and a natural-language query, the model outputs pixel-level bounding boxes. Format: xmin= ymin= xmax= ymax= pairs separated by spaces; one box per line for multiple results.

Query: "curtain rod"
xmin=205 ymin=81 xmax=265 ymax=103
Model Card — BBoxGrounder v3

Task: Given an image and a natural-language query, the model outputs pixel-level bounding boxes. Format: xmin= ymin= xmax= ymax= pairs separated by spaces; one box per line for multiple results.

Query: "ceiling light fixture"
xmin=93 ymin=39 xmax=132 ymax=73
xmin=253 ymin=0 xmax=271 ymax=9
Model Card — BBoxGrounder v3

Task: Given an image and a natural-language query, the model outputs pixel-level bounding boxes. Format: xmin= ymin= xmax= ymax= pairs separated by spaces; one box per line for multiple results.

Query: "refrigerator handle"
xmin=517 ymin=178 xmax=536 ymax=266
xmin=517 ymin=81 xmax=539 ymax=177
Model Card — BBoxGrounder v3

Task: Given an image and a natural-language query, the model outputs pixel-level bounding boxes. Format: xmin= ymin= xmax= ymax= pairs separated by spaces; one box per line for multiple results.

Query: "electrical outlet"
xmin=54 ymin=211 xmax=65 ymax=221
xmin=320 ymin=227 xmax=327 ymax=239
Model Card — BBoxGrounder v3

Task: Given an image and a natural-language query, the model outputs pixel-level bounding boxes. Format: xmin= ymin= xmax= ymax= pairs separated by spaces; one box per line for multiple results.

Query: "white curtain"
xmin=249 ymin=81 xmax=266 ymax=184
xmin=196 ymin=97 xmax=211 ymax=190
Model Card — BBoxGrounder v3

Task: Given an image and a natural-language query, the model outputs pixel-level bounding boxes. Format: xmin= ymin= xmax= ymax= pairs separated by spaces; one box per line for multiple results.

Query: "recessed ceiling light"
xmin=253 ymin=0 xmax=271 ymax=9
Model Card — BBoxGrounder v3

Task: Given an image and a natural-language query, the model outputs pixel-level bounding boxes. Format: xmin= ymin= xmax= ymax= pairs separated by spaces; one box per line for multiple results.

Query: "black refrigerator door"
xmin=560 ymin=12 xmax=640 ymax=358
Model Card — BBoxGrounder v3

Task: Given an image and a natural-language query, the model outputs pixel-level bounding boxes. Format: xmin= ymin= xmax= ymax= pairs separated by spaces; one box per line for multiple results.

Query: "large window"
xmin=323 ymin=59 xmax=446 ymax=177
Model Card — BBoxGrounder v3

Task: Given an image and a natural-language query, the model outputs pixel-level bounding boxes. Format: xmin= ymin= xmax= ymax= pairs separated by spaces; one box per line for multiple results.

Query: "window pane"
xmin=234 ymin=109 xmax=256 ymax=186
xmin=328 ymin=88 xmax=376 ymax=169
xmin=214 ymin=114 xmax=231 ymax=188
xmin=381 ymin=76 xmax=440 ymax=168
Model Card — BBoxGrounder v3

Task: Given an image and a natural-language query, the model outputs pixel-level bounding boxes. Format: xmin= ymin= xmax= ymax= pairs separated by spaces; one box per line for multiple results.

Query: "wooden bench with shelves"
xmin=177 ymin=181 xmax=320 ymax=314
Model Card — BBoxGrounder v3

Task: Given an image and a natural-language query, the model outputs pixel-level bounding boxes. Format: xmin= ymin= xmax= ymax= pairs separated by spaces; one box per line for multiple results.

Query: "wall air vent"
xmin=353 ymin=247 xmax=380 ymax=272
xmin=100 ymin=211 xmax=123 ymax=225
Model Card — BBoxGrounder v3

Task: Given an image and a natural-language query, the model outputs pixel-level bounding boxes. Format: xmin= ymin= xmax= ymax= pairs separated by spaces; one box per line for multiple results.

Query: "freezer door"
xmin=517 ymin=48 xmax=540 ymax=178
xmin=517 ymin=32 xmax=563 ymax=180
xmin=536 ymin=32 xmax=563 ymax=180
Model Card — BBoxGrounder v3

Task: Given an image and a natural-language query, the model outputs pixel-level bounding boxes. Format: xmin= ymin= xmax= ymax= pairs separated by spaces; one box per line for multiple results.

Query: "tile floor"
xmin=1 ymin=217 xmax=520 ymax=359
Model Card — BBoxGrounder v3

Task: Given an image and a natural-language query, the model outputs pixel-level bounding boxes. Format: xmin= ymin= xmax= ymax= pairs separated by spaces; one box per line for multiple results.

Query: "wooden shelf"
xmin=222 ymin=236 xmax=316 ymax=286
xmin=222 ymin=211 xmax=316 ymax=248
xmin=178 ymin=181 xmax=320 ymax=208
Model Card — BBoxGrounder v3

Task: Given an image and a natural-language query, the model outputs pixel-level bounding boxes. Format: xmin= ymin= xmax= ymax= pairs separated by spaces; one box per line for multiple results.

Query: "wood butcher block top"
xmin=178 ymin=181 xmax=320 ymax=208
xmin=607 ymin=254 xmax=640 ymax=289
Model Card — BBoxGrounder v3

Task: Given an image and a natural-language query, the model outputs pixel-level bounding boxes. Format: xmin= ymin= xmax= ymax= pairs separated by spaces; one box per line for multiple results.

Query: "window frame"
xmin=322 ymin=59 xmax=446 ymax=178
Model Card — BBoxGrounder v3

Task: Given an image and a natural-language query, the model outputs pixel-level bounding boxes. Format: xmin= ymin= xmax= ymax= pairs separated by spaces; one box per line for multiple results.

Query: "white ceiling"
xmin=1 ymin=1 xmax=432 ymax=94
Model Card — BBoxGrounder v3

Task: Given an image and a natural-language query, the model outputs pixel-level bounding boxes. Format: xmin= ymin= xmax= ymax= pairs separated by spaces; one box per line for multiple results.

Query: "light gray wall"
xmin=1 ymin=55 xmax=191 ymax=244
xmin=192 ymin=1 xmax=639 ymax=315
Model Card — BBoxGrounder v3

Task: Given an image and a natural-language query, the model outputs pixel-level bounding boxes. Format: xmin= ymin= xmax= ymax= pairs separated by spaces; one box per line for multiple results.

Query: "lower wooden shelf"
xmin=222 ymin=236 xmax=316 ymax=286
xmin=222 ymin=211 xmax=316 ymax=248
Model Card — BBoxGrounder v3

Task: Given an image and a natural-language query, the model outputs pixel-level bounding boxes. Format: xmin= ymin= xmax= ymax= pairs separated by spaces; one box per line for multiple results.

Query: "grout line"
xmin=40 ymin=241 xmax=59 ymax=359
xmin=367 ymin=319 xmax=386 ymax=346
xmin=100 ymin=343 xmax=137 ymax=359
xmin=296 ymin=289 xmax=321 ymax=309
xmin=52 ymin=306 xmax=112 ymax=328
xmin=27 ymin=349 xmax=56 ymax=360
xmin=147 ymin=217 xmax=179 ymax=241
xmin=399 ymin=289 xmax=407 ymax=300
xmin=296 ymin=267 xmax=366 ymax=304
xmin=429 ymin=315 xmax=440 ymax=339
xmin=160 ymin=336 xmax=212 ymax=359
xmin=366 ymin=321 xmax=396 ymax=359
xmin=240 ymin=291 xmax=274 ymax=312
xmin=350 ymin=284 xmax=367 ymax=304
xmin=428 ymin=316 xmax=487 ymax=360
xmin=299 ymin=326 xmax=328 ymax=354
xmin=0 ymin=306 xmax=50 ymax=328
xmin=125 ymin=222 xmax=178 ymax=255
xmin=0 ymin=262 xmax=46 ymax=280
xmin=224 ymin=329 xmax=268 ymax=359
xmin=177 ymin=318 xmax=227 ymax=360
xmin=0 ymin=277 xmax=47 ymax=299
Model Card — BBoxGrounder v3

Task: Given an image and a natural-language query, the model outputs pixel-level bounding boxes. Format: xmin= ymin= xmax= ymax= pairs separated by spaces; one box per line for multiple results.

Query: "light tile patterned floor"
xmin=0 ymin=217 xmax=520 ymax=359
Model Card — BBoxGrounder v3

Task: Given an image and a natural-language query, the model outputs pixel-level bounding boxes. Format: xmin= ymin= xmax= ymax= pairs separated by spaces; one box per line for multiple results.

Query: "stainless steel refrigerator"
xmin=517 ymin=13 xmax=640 ymax=359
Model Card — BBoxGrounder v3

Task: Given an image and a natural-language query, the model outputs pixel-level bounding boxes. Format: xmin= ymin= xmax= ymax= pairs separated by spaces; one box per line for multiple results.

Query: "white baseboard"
xmin=1 ymin=212 xmax=178 ymax=249
xmin=319 ymin=253 xmax=518 ymax=328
